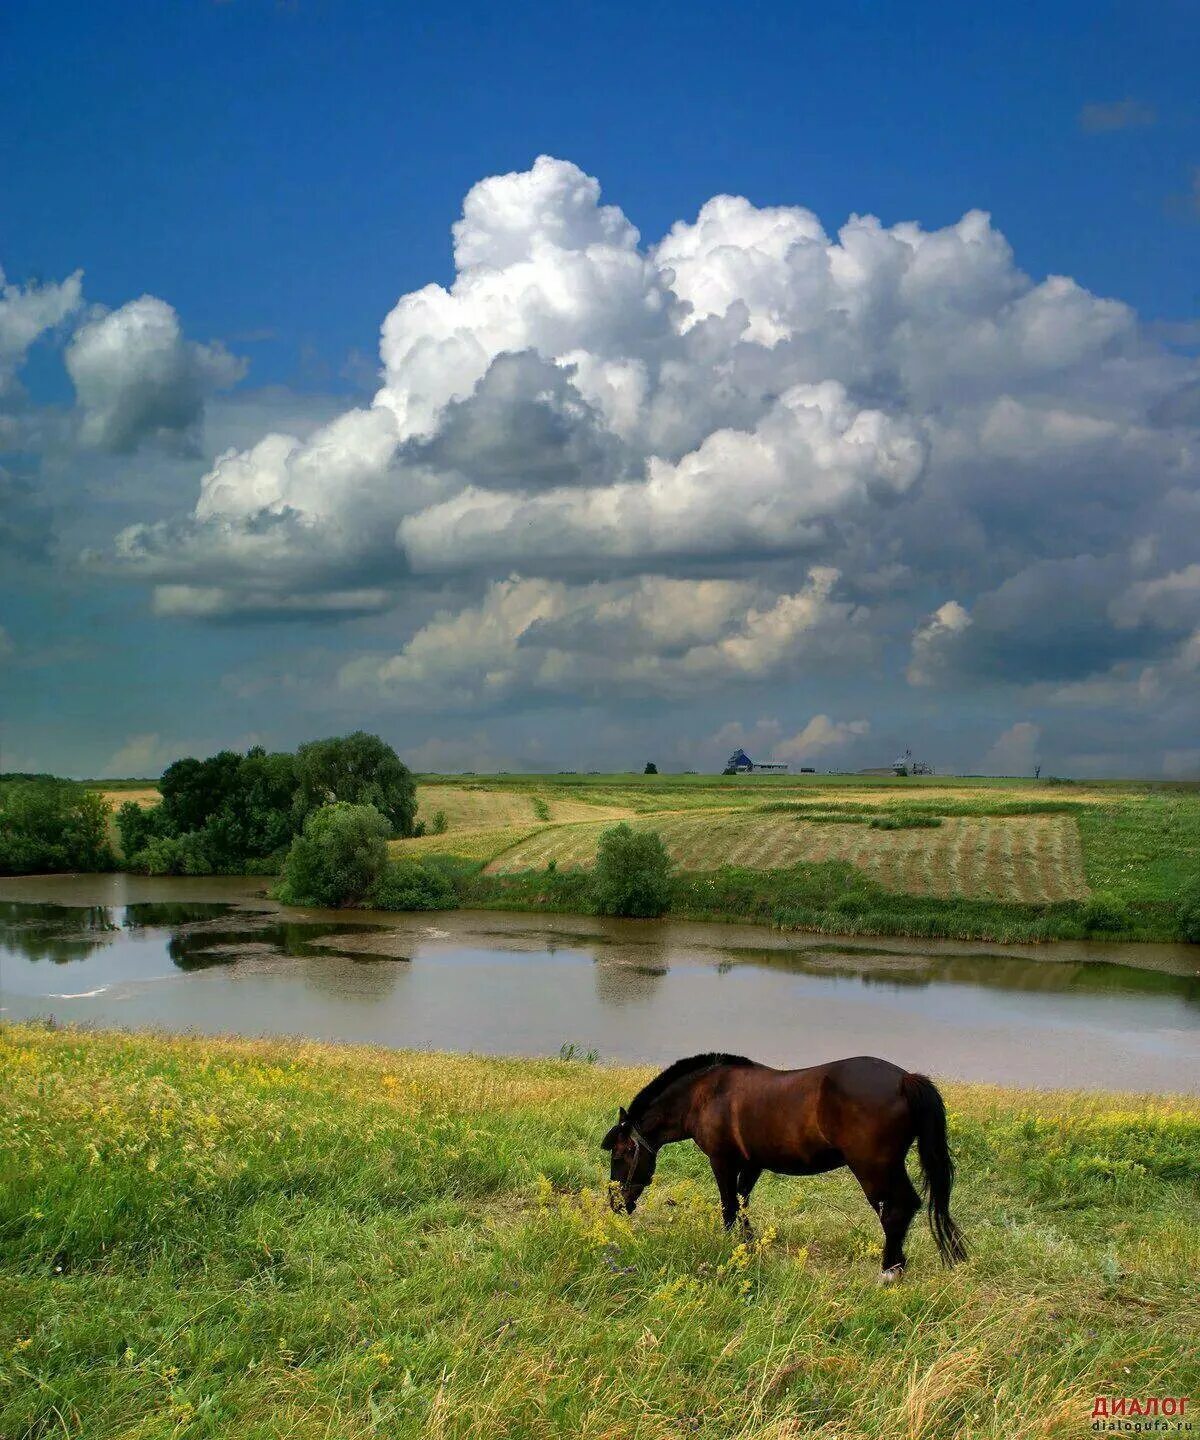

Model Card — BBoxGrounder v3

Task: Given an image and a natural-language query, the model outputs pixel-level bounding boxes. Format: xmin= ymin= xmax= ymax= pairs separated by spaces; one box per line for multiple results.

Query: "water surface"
xmin=2 ymin=874 xmax=1197 ymax=1093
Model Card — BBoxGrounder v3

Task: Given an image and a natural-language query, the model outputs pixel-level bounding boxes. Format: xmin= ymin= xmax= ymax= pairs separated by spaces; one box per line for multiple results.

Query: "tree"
xmin=644 ymin=762 xmax=658 ymax=775
xmin=592 ymin=823 xmax=673 ymax=918
xmin=294 ymin=732 xmax=417 ymax=837
xmin=0 ymin=780 xmax=114 ymax=875
xmin=200 ymin=748 xmax=299 ymax=867
xmin=273 ymin=802 xmax=390 ymax=907
xmin=159 ymin=751 xmax=243 ymax=835
xmin=115 ymin=799 xmax=166 ymax=860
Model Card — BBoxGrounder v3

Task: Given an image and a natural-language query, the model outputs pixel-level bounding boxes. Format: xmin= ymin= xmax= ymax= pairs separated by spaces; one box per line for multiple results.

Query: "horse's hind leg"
xmin=735 ymin=1163 xmax=762 ymax=1234
xmin=851 ymin=1162 xmax=920 ymax=1280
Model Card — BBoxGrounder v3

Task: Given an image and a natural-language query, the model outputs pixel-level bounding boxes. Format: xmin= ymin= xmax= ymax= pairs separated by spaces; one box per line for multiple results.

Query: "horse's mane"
xmin=627 ymin=1052 xmax=757 ymax=1122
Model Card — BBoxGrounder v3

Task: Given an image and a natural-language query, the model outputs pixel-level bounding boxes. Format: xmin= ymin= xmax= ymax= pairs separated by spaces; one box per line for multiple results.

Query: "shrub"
xmin=430 ymin=809 xmax=449 ymax=835
xmin=644 ymin=762 xmax=658 ymax=775
xmin=1081 ymin=892 xmax=1127 ymax=934
xmin=134 ymin=831 xmax=213 ymax=877
xmin=369 ymin=859 xmax=458 ymax=911
xmin=294 ymin=732 xmax=417 ymax=837
xmin=1178 ymin=887 xmax=1200 ymax=944
xmin=273 ymin=802 xmax=390 ymax=907
xmin=592 ymin=823 xmax=672 ymax=918
xmin=0 ymin=781 xmax=114 ymax=875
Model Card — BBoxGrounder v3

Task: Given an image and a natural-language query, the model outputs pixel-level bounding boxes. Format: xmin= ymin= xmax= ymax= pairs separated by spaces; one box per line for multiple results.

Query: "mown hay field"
xmin=486 ymin=811 xmax=1090 ymax=904
xmin=414 ymin=783 xmax=631 ymax=832
xmin=3 ymin=1024 xmax=1197 ymax=1440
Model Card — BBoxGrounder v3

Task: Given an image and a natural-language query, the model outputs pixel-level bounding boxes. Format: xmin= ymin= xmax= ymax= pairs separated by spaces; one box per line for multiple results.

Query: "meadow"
xmin=392 ymin=774 xmax=1200 ymax=943
xmin=2 ymin=1023 xmax=1197 ymax=1439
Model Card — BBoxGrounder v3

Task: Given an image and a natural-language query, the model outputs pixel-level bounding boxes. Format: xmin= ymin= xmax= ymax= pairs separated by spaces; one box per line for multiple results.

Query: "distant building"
xmin=892 ymin=748 xmax=934 ymax=777
xmin=724 ymin=748 xmax=789 ymax=775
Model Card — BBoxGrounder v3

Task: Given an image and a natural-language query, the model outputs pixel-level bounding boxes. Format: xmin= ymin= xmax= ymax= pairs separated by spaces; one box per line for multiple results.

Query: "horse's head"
xmin=600 ymin=1106 xmax=657 ymax=1213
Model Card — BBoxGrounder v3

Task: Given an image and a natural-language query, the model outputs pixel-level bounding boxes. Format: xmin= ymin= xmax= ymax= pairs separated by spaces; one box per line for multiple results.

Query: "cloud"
xmin=983 ymin=721 xmax=1041 ymax=777
xmin=67 ymin=296 xmax=246 ymax=453
xmin=151 ymin=584 xmax=394 ymax=621
xmin=338 ymin=567 xmax=867 ymax=710
xmin=0 ymin=263 xmax=83 ymax=404
xmin=103 ymin=733 xmax=174 ymax=777
xmin=81 ymin=156 xmax=1199 ymax=767
xmin=775 ymin=714 xmax=870 ymax=760
xmin=1078 ymin=99 xmax=1156 ymax=134
xmin=907 ymin=601 xmax=971 ymax=685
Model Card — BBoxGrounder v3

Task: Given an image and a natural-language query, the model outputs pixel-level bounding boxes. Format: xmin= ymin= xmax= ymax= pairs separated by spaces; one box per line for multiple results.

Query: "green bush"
xmin=1081 ymin=892 xmax=1127 ymax=934
xmin=368 ymin=859 xmax=458 ymax=911
xmin=430 ymin=809 xmax=449 ymax=835
xmin=1178 ymin=887 xmax=1200 ymax=944
xmin=134 ymin=831 xmax=213 ymax=877
xmin=273 ymin=802 xmax=390 ymax=907
xmin=0 ymin=781 xmax=114 ymax=875
xmin=592 ymin=823 xmax=672 ymax=918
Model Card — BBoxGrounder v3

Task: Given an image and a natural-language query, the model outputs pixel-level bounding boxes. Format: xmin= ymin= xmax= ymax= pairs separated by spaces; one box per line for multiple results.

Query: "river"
xmin=2 ymin=873 xmax=1197 ymax=1093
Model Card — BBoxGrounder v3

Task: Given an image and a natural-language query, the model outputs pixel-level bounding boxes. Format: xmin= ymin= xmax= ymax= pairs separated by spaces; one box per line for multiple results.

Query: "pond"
xmin=2 ymin=874 xmax=1198 ymax=1093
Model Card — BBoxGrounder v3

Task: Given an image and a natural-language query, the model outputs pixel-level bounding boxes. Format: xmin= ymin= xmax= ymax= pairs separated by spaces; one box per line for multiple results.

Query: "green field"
xmin=2 ymin=1024 xmax=1196 ymax=1440
xmin=390 ymin=774 xmax=1199 ymax=944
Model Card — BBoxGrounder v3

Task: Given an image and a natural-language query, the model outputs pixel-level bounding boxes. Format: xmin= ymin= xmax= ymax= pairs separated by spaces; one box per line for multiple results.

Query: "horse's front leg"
xmin=708 ymin=1153 xmax=741 ymax=1231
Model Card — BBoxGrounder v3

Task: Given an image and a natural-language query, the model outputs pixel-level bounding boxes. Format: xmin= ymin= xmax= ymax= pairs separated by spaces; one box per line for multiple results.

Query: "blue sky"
xmin=1 ymin=0 xmax=1198 ymax=777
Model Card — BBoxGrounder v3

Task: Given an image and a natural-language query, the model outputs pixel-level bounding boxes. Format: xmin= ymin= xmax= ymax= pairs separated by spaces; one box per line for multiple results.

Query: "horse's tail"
xmin=901 ymin=1072 xmax=967 ymax=1266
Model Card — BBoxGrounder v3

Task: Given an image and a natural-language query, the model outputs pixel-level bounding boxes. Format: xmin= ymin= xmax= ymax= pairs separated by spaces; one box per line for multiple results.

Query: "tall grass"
xmin=2 ymin=1025 xmax=1197 ymax=1439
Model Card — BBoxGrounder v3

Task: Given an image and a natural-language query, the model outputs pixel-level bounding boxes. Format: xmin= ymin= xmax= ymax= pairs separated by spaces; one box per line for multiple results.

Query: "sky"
xmin=1 ymin=0 xmax=1198 ymax=779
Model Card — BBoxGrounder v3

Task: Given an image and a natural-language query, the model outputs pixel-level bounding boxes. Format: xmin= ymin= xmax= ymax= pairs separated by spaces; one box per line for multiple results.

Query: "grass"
xmin=481 ymin=812 xmax=1090 ymax=905
xmin=2 ymin=1024 xmax=1196 ymax=1440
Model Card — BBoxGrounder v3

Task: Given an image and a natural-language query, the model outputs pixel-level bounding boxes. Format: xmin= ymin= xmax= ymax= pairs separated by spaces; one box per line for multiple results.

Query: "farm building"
xmin=724 ymin=748 xmax=789 ymax=775
xmin=893 ymin=748 xmax=934 ymax=776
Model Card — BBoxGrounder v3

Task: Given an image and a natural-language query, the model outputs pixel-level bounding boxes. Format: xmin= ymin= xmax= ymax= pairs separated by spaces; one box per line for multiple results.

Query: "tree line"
xmin=0 ymin=733 xmax=418 ymax=879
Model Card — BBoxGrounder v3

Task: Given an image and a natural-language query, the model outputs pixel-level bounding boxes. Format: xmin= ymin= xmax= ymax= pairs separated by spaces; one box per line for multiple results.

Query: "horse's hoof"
xmin=878 ymin=1264 xmax=905 ymax=1285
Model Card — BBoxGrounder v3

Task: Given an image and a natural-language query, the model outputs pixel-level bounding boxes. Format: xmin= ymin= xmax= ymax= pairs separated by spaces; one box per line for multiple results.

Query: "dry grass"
xmin=392 ymin=824 xmax=546 ymax=864
xmin=416 ymin=783 xmax=631 ymax=832
xmin=486 ymin=811 xmax=1090 ymax=903
xmin=93 ymin=786 xmax=160 ymax=810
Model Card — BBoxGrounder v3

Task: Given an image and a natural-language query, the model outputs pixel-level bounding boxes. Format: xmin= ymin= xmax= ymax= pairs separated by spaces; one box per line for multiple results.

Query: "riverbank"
xmin=3 ymin=1024 xmax=1197 ymax=1439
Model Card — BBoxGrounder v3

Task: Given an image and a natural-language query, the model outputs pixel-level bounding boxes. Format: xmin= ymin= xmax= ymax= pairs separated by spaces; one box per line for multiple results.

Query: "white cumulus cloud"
xmin=88 ymin=155 xmax=1200 ymax=738
xmin=67 ymin=296 xmax=246 ymax=453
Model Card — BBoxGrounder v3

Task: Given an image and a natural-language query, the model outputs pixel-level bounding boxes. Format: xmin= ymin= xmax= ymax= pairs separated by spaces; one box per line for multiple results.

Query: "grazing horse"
xmin=601 ymin=1053 xmax=966 ymax=1280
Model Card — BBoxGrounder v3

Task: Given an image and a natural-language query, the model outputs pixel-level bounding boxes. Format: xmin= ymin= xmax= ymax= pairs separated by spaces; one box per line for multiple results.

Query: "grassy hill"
xmin=3 ymin=1024 xmax=1197 ymax=1440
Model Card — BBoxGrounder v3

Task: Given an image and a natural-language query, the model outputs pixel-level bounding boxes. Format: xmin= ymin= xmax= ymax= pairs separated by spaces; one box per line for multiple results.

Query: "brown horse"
xmin=601 ymin=1053 xmax=966 ymax=1280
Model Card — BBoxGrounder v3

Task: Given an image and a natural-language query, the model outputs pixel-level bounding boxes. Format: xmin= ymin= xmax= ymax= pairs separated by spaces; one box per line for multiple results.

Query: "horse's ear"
xmin=618 ymin=1107 xmax=629 ymax=1123
xmin=600 ymin=1124 xmax=620 ymax=1151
